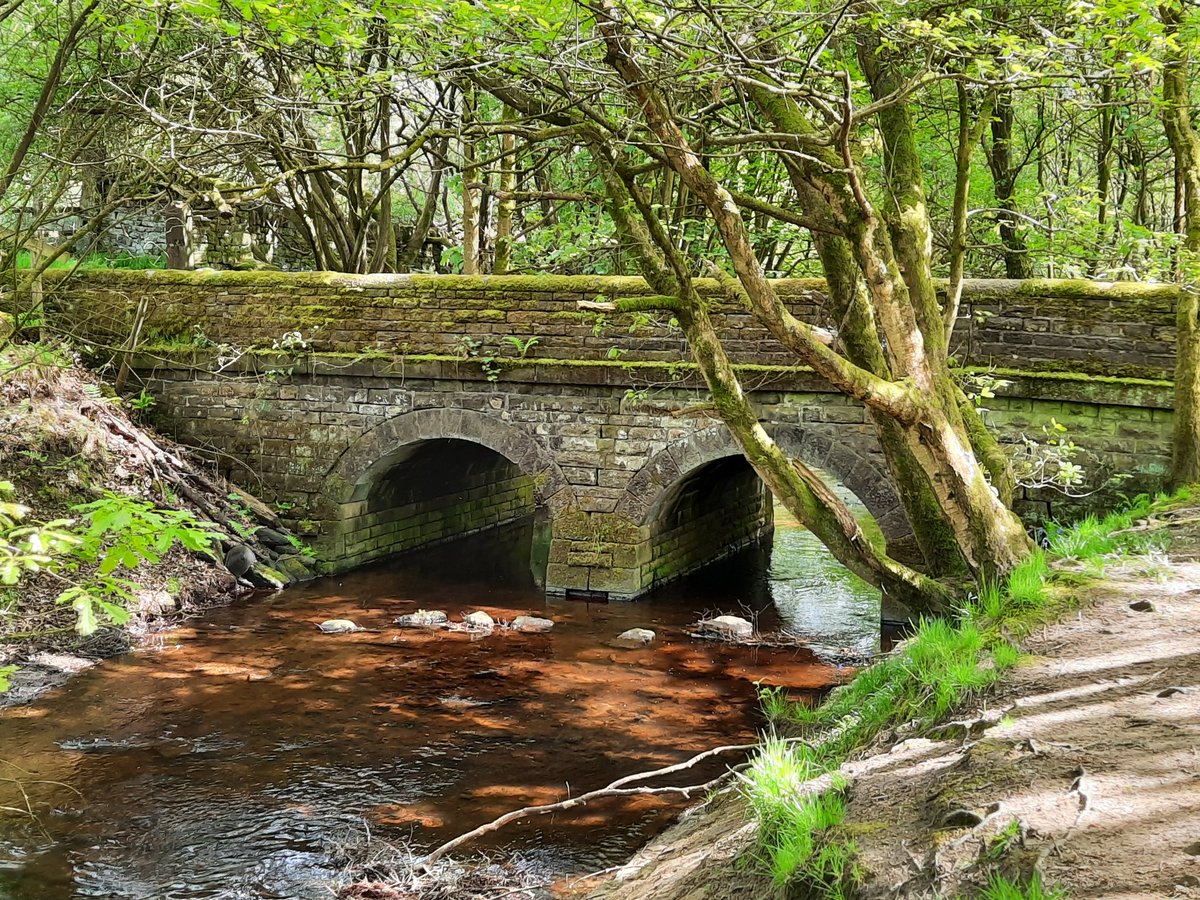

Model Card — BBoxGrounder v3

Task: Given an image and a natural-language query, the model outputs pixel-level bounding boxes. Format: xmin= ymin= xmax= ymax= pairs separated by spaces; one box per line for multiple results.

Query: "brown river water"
xmin=0 ymin=511 xmax=882 ymax=899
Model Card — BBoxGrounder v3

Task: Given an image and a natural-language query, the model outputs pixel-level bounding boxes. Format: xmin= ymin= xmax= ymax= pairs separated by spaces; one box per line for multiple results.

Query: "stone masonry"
xmin=26 ymin=270 xmax=1178 ymax=598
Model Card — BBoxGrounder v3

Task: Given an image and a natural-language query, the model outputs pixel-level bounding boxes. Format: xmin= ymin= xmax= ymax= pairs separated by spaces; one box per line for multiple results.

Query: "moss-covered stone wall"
xmin=43 ymin=270 xmax=1181 ymax=379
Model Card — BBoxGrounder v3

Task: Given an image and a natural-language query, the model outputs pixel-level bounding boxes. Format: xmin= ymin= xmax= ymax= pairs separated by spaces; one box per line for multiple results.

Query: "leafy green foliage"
xmin=0 ymin=483 xmax=225 ymax=643
xmin=0 ymin=481 xmax=81 ymax=586
xmin=71 ymin=493 xmax=224 ymax=573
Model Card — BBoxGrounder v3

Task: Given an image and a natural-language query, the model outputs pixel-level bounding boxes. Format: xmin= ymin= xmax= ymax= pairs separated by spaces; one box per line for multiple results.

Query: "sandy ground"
xmin=572 ymin=520 xmax=1200 ymax=900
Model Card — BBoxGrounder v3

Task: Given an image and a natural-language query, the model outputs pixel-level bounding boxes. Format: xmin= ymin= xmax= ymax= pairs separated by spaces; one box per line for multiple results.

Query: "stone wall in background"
xmin=41 ymin=270 xmax=1180 ymax=379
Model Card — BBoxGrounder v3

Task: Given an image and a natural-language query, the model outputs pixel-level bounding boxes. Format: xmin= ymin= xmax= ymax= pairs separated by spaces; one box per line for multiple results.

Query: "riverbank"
xmin=569 ymin=506 xmax=1200 ymax=900
xmin=0 ymin=343 xmax=314 ymax=708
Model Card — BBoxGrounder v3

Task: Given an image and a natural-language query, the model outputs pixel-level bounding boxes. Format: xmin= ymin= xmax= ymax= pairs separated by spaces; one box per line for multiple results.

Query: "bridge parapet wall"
xmin=41 ymin=271 xmax=1180 ymax=379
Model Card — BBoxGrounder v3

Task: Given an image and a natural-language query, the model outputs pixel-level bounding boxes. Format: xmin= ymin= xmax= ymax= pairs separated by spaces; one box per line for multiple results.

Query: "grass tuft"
xmin=980 ymin=872 xmax=1069 ymax=899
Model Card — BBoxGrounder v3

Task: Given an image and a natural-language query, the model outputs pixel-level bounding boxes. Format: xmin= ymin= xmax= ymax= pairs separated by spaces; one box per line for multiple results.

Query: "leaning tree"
xmin=432 ymin=0 xmax=1062 ymax=612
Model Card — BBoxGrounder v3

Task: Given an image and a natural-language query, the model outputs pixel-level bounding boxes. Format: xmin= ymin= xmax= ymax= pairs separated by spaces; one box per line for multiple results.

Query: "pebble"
xmin=614 ymin=628 xmax=656 ymax=645
xmin=464 ymin=611 xmax=495 ymax=629
xmin=317 ymin=619 xmax=361 ymax=634
xmin=395 ymin=610 xmax=449 ymax=628
xmin=510 ymin=615 xmax=554 ymax=634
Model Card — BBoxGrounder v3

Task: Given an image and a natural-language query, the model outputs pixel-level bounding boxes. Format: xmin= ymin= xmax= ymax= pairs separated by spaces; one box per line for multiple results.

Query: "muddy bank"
xmin=0 ymin=350 xmax=315 ymax=709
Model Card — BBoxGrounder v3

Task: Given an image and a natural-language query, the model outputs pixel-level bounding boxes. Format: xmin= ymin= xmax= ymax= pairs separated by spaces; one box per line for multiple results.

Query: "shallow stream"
xmin=0 ymin=509 xmax=881 ymax=899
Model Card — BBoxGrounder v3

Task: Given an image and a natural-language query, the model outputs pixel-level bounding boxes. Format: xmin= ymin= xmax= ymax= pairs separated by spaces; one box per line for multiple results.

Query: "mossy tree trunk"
xmin=461 ymin=86 xmax=481 ymax=276
xmin=493 ymin=106 xmax=518 ymax=275
xmin=1161 ymin=1 xmax=1200 ymax=487
xmin=588 ymin=2 xmax=1032 ymax=606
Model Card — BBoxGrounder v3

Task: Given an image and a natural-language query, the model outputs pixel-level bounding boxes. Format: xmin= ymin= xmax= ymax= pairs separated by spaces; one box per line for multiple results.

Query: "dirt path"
xmin=578 ymin=524 xmax=1200 ymax=900
xmin=847 ymin=555 xmax=1200 ymax=898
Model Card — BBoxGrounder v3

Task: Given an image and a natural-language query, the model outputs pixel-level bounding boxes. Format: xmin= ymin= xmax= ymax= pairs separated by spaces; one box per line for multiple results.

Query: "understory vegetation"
xmin=0 ymin=344 xmax=220 ymax=640
xmin=744 ymin=490 xmax=1185 ymax=898
xmin=0 ymin=341 xmax=308 ymax=687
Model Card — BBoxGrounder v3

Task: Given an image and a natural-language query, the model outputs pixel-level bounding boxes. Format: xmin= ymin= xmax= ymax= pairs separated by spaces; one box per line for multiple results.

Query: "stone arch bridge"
xmin=48 ymin=271 xmax=1178 ymax=599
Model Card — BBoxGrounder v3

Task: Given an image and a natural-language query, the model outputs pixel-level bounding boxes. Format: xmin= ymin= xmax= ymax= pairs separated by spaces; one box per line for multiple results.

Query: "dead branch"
xmin=417 ymin=740 xmax=781 ymax=871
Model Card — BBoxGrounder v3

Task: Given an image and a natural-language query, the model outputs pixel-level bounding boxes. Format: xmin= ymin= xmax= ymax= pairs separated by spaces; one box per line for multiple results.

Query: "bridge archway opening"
xmin=336 ymin=437 xmax=542 ymax=569
xmin=642 ymin=454 xmax=775 ymax=589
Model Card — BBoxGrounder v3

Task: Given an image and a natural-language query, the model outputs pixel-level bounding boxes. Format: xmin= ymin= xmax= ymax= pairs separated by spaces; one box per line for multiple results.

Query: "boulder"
xmin=395 ymin=610 xmax=449 ymax=629
xmin=510 ymin=615 xmax=554 ymax=634
xmin=223 ymin=543 xmax=256 ymax=577
xmin=317 ymin=619 xmax=362 ymax=634
xmin=695 ymin=615 xmax=753 ymax=640
xmin=613 ymin=628 xmax=656 ymax=646
xmin=275 ymin=554 xmax=316 ymax=582
xmin=464 ymin=611 xmax=495 ymax=629
xmin=255 ymin=526 xmax=295 ymax=551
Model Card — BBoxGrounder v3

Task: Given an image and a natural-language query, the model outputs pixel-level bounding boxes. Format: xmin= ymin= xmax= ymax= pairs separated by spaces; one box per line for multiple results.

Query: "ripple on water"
xmin=0 ymin=511 xmax=883 ymax=899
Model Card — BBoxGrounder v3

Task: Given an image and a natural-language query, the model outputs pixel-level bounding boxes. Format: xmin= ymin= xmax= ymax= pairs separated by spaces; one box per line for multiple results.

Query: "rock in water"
xmin=317 ymin=619 xmax=361 ymax=634
xmin=510 ymin=615 xmax=554 ymax=633
xmin=464 ymin=611 xmax=495 ymax=629
xmin=223 ymin=543 xmax=256 ymax=577
xmin=395 ymin=610 xmax=449 ymax=629
xmin=615 ymin=628 xmax=656 ymax=645
xmin=695 ymin=615 xmax=753 ymax=640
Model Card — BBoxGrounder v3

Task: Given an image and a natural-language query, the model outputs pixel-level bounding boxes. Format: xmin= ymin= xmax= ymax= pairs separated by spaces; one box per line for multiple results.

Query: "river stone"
xmin=395 ymin=609 xmax=449 ymax=629
xmin=247 ymin=564 xmax=286 ymax=590
xmin=464 ymin=611 xmax=495 ymax=629
xmin=317 ymin=619 xmax=362 ymax=634
xmin=511 ymin=615 xmax=554 ymax=634
xmin=614 ymin=628 xmax=656 ymax=645
xmin=695 ymin=615 xmax=753 ymax=640
xmin=275 ymin=555 xmax=315 ymax=582
xmin=255 ymin=526 xmax=295 ymax=550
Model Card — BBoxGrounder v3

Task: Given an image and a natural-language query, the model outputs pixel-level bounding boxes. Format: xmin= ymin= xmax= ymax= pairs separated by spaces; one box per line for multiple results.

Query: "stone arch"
xmin=614 ymin=423 xmax=909 ymax=539
xmin=325 ymin=407 xmax=576 ymax=512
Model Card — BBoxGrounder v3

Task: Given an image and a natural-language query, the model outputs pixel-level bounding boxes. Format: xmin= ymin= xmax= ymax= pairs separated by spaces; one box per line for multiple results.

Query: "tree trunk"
xmin=398 ymin=137 xmax=448 ymax=271
xmin=593 ymin=4 xmax=1031 ymax=590
xmin=987 ymin=89 xmax=1034 ymax=279
xmin=493 ymin=107 xmax=518 ymax=274
xmin=1161 ymin=2 xmax=1200 ymax=486
xmin=461 ymin=87 xmax=481 ymax=275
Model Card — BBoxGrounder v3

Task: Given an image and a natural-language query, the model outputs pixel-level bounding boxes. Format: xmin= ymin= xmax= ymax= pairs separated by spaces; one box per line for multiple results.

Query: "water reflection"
xmin=0 ymin=504 xmax=879 ymax=899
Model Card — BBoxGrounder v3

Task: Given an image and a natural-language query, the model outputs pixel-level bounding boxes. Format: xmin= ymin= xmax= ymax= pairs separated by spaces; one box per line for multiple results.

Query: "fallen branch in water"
xmin=416 ymin=740 xmax=779 ymax=871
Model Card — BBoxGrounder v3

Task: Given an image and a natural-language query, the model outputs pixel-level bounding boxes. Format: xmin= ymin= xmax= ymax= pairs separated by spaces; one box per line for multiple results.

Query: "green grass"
xmin=1044 ymin=489 xmax=1186 ymax=565
xmin=738 ymin=734 xmax=859 ymax=895
xmin=757 ymin=685 xmax=793 ymax=723
xmin=979 ymin=872 xmax=1068 ymax=900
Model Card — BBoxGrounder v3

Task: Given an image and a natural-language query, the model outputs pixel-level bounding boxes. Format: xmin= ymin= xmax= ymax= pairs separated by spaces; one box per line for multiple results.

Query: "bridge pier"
xmin=546 ymin=456 xmax=774 ymax=600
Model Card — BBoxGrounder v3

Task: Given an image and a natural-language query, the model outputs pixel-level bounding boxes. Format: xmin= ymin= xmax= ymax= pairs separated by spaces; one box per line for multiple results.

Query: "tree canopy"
xmin=3 ymin=0 xmax=1200 ymax=609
